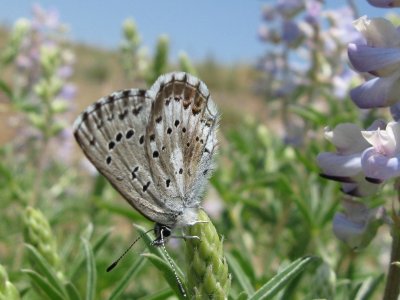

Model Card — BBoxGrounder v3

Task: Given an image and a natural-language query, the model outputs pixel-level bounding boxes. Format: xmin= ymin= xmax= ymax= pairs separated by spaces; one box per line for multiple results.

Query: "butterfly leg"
xmin=171 ymin=234 xmax=201 ymax=241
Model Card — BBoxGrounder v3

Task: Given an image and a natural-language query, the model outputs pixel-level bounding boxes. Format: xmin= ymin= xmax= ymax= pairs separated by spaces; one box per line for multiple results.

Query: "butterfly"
xmin=73 ymin=72 xmax=219 ymax=246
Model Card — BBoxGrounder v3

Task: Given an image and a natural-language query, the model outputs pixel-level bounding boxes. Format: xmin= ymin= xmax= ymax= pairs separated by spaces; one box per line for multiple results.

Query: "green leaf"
xmin=249 ymin=256 xmax=319 ymax=300
xmin=226 ymin=252 xmax=254 ymax=295
xmin=22 ymin=269 xmax=65 ymax=300
xmin=0 ymin=79 xmax=13 ymax=101
xmin=142 ymin=253 xmax=187 ymax=300
xmin=81 ymin=238 xmax=97 ymax=300
xmin=65 ymin=282 xmax=82 ymax=300
xmin=70 ymin=230 xmax=111 ymax=280
xmin=24 ymin=244 xmax=67 ymax=297
xmin=236 ymin=291 xmax=249 ymax=300
xmin=108 ymin=256 xmax=146 ymax=300
xmin=137 ymin=288 xmax=174 ymax=300
xmin=354 ymin=275 xmax=384 ymax=300
xmin=290 ymin=105 xmax=326 ymax=126
xmin=95 ymin=199 xmax=145 ymax=221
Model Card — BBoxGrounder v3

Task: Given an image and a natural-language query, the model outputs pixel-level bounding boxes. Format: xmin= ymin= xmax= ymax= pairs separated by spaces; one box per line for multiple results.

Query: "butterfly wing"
xmin=73 ymin=89 xmax=178 ymax=225
xmin=146 ymin=72 xmax=219 ymax=215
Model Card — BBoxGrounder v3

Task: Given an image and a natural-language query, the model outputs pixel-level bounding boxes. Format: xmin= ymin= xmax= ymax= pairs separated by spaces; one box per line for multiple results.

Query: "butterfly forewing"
xmin=73 ymin=89 xmax=175 ymax=224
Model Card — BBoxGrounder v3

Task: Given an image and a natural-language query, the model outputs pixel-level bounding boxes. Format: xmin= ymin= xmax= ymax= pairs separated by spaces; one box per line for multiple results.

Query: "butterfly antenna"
xmin=159 ymin=228 xmax=187 ymax=298
xmin=106 ymin=228 xmax=153 ymax=272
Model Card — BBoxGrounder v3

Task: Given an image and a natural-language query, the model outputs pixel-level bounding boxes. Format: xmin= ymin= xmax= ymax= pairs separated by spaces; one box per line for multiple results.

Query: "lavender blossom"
xmin=367 ymin=0 xmax=400 ymax=7
xmin=348 ymin=16 xmax=400 ymax=108
xmin=333 ymin=199 xmax=386 ymax=250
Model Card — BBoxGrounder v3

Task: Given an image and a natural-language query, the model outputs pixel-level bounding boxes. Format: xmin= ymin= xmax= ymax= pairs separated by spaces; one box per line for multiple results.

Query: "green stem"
xmin=383 ymin=181 xmax=400 ymax=300
xmin=383 ymin=229 xmax=400 ymax=300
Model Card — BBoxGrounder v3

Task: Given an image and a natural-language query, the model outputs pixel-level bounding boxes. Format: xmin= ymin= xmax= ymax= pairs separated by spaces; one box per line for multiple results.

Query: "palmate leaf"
xmin=249 ymin=256 xmax=319 ymax=300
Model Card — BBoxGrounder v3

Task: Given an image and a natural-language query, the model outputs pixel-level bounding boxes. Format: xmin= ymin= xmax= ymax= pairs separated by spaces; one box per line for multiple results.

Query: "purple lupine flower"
xmin=32 ymin=4 xmax=60 ymax=30
xmin=324 ymin=7 xmax=360 ymax=47
xmin=390 ymin=102 xmax=400 ymax=121
xmin=332 ymin=69 xmax=357 ymax=99
xmin=304 ymin=0 xmax=322 ymax=24
xmin=282 ymin=20 xmax=303 ymax=46
xmin=333 ymin=199 xmax=386 ymax=250
xmin=317 ymin=120 xmax=386 ymax=196
xmin=348 ymin=16 xmax=400 ymax=108
xmin=361 ymin=122 xmax=400 ymax=182
xmin=58 ymin=83 xmax=76 ymax=101
xmin=367 ymin=0 xmax=400 ymax=7
xmin=261 ymin=4 xmax=276 ymax=21
xmin=276 ymin=0 xmax=304 ymax=18
xmin=258 ymin=25 xmax=280 ymax=44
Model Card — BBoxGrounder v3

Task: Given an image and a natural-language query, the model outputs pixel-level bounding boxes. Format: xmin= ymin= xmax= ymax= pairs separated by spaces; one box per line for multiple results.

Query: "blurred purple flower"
xmin=32 ymin=4 xmax=60 ymax=30
xmin=276 ymin=0 xmax=304 ymax=18
xmin=261 ymin=4 xmax=276 ymax=21
xmin=282 ymin=20 xmax=303 ymax=45
xmin=324 ymin=7 xmax=359 ymax=46
xmin=59 ymin=83 xmax=76 ymax=101
xmin=332 ymin=69 xmax=356 ymax=99
xmin=57 ymin=65 xmax=73 ymax=79
xmin=304 ymin=0 xmax=322 ymax=24
xmin=333 ymin=199 xmax=386 ymax=250
xmin=367 ymin=0 xmax=400 ymax=7
xmin=390 ymin=102 xmax=400 ymax=121
xmin=52 ymin=126 xmax=74 ymax=163
xmin=258 ymin=25 xmax=280 ymax=44
xmin=348 ymin=16 xmax=400 ymax=108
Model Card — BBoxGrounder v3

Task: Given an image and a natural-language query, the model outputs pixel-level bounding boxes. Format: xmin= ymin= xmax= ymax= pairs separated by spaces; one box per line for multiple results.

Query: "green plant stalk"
xmin=30 ymin=47 xmax=62 ymax=206
xmin=0 ymin=264 xmax=20 ymax=300
xmin=383 ymin=181 xmax=400 ymax=300
xmin=23 ymin=206 xmax=63 ymax=278
xmin=383 ymin=227 xmax=400 ymax=300
xmin=185 ymin=210 xmax=230 ymax=299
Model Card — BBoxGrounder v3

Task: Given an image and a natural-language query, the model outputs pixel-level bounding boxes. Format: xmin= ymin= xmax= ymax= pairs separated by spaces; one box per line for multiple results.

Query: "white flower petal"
xmin=328 ymin=123 xmax=369 ymax=154
xmin=362 ymin=128 xmax=396 ymax=155
xmin=386 ymin=122 xmax=400 ymax=153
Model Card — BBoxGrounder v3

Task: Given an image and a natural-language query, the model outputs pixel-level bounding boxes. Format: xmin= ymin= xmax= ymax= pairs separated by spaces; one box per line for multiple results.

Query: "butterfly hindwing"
xmin=147 ymin=73 xmax=219 ymax=210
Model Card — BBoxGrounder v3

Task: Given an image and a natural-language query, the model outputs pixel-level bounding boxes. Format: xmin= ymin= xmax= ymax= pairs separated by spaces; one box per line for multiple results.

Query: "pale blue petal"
xmin=317 ymin=152 xmax=362 ymax=177
xmin=361 ymin=148 xmax=400 ymax=181
xmin=350 ymin=76 xmax=400 ymax=108
xmin=348 ymin=44 xmax=400 ymax=75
